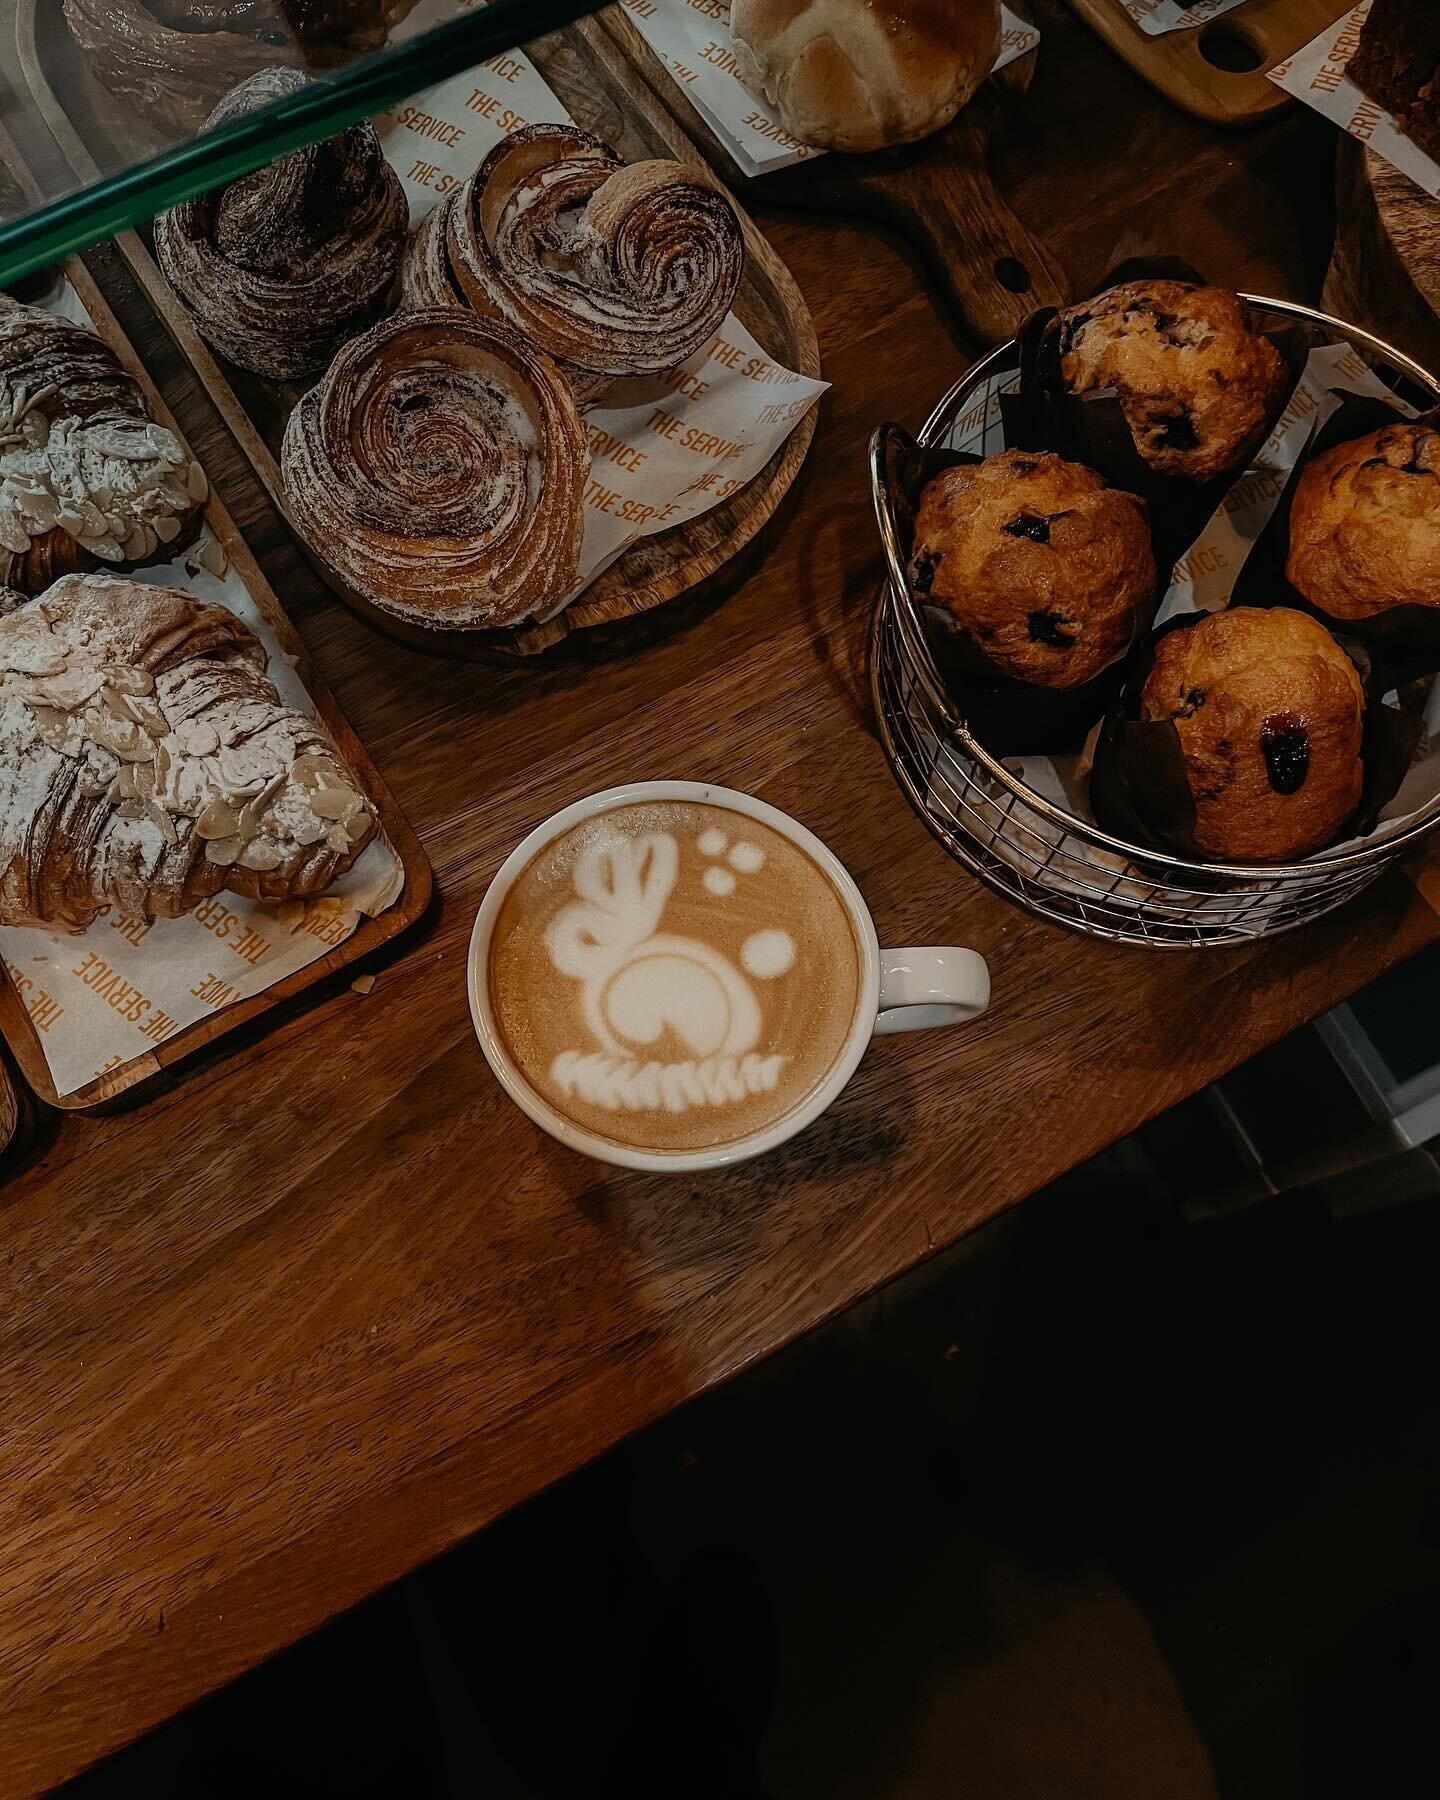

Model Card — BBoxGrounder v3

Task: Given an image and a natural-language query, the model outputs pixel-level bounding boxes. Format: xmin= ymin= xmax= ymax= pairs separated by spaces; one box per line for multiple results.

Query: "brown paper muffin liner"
xmin=896 ymin=436 xmax=1161 ymax=758
xmin=1000 ymin=258 xmax=1308 ymax=581
xmin=1090 ymin=611 xmax=1422 ymax=863
xmin=1230 ymin=389 xmax=1440 ymax=686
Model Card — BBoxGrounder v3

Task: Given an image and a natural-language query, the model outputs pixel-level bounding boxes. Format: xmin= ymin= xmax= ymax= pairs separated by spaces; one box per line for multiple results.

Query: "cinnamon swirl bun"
xmin=0 ymin=296 xmax=207 ymax=597
xmin=63 ymin=0 xmax=416 ymax=132
xmin=401 ymin=124 xmax=745 ymax=403
xmin=280 ymin=310 xmax=589 ymax=631
xmin=154 ymin=69 xmax=407 ymax=380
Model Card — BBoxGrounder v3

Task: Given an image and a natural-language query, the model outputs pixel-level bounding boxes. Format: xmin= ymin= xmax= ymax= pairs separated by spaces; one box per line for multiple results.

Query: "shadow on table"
xmin=61 ymin=1118 xmax=1440 ymax=1799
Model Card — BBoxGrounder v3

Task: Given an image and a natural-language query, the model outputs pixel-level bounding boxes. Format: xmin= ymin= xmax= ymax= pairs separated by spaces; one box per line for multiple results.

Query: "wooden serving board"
xmin=1061 ymin=0 xmax=1336 ymax=128
xmin=16 ymin=4 xmax=821 ymax=659
xmin=596 ymin=5 xmax=1070 ymax=346
xmin=0 ymin=132 xmax=432 ymax=1109
xmin=1326 ymin=135 xmax=1440 ymax=381
xmin=0 ymin=1053 xmax=20 ymax=1163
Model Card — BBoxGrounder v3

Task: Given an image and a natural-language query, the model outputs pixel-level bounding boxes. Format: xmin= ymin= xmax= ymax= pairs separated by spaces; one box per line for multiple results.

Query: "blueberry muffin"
xmin=909 ymin=448 xmax=1156 ymax=688
xmin=1286 ymin=421 xmax=1440 ymax=622
xmin=1057 ymin=280 xmax=1287 ymax=483
xmin=1139 ymin=607 xmax=1364 ymax=862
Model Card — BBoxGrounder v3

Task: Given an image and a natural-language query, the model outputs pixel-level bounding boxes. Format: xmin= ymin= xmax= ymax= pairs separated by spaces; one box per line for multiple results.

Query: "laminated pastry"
xmin=0 ymin=295 xmax=207 ymax=596
xmin=62 ymin=0 xmax=416 ymax=131
xmin=1133 ymin=607 xmax=1365 ymax=863
xmin=909 ymin=448 xmax=1156 ymax=688
xmin=729 ymin=0 xmax=1001 ymax=153
xmin=280 ymin=310 xmax=589 ymax=630
xmin=154 ymin=69 xmax=407 ymax=381
xmin=1285 ymin=421 xmax=1440 ymax=623
xmin=1349 ymin=0 xmax=1440 ymax=162
xmin=401 ymin=124 xmax=745 ymax=403
xmin=0 ymin=573 xmax=376 ymax=930
xmin=1056 ymin=280 xmax=1288 ymax=483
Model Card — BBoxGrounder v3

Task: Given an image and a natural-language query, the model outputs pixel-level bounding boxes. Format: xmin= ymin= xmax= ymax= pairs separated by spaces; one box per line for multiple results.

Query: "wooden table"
xmin=4 ymin=5 xmax=1437 ymax=1791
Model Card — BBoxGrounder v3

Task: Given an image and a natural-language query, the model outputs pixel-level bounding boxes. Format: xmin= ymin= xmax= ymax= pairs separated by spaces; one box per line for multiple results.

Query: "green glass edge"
xmin=0 ymin=0 xmax=604 ymax=286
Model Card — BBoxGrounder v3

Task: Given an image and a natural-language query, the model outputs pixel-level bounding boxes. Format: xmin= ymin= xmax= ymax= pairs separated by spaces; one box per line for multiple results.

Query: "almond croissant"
xmin=0 ymin=294 xmax=208 ymax=595
xmin=0 ymin=573 xmax=376 ymax=930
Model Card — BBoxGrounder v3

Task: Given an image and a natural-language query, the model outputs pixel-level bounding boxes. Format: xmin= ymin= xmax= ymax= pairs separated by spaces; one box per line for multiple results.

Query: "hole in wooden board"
xmin=992 ymin=257 xmax=1031 ymax=294
xmin=1198 ymin=23 xmax=1265 ymax=73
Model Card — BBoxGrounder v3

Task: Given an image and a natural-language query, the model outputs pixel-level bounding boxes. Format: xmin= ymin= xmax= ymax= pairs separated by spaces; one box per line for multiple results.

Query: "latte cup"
xmin=468 ymin=781 xmax=990 ymax=1172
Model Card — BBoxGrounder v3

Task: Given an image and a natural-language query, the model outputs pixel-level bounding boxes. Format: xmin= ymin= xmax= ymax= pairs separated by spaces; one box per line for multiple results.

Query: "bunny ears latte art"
xmin=484 ymin=800 xmax=866 ymax=1155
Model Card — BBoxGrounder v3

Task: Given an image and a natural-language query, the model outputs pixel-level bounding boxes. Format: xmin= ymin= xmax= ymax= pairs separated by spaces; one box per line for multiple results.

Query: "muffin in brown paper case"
xmin=902 ymin=444 xmax=1161 ymax=756
xmin=1091 ymin=606 xmax=1421 ymax=865
xmin=1232 ymin=387 xmax=1440 ymax=686
xmin=1001 ymin=259 xmax=1306 ymax=579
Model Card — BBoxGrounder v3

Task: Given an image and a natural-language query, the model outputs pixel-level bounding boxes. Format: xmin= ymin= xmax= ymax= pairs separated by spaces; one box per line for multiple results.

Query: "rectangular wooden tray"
xmin=16 ymin=9 xmax=820 ymax=656
xmin=0 ymin=127 xmax=432 ymax=1110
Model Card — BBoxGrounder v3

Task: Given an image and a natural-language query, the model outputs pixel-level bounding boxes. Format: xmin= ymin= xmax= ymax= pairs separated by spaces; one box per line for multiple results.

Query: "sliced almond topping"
xmin=195 ymin=795 xmax=241 ymax=841
xmin=289 ymin=752 xmax=330 ymax=791
xmin=147 ymin=801 xmax=178 ymax=847
xmin=310 ymin=786 xmax=358 ymax=821
xmin=238 ymin=838 xmax=281 ymax=872
xmin=325 ymin=823 xmax=352 ymax=855
xmin=205 ymin=834 xmax=241 ymax=867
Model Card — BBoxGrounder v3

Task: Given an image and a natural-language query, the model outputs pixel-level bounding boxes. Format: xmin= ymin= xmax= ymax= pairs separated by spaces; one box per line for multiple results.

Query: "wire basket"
xmin=869 ymin=296 xmax=1440 ymax=949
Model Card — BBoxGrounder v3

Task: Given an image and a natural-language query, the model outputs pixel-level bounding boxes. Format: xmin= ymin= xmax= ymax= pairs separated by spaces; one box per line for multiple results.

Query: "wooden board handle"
xmin=854 ymin=100 xmax=1069 ymax=343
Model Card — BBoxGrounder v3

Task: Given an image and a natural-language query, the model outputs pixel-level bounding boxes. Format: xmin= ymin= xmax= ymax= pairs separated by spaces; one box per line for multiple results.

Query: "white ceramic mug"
xmin=468 ymin=781 xmax=990 ymax=1172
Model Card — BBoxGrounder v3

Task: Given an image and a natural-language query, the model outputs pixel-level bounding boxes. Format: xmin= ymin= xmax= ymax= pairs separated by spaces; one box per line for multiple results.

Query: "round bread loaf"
xmin=1138 ymin=607 xmax=1365 ymax=862
xmin=729 ymin=0 xmax=1001 ymax=154
xmin=1286 ymin=421 xmax=1440 ymax=622
xmin=909 ymin=448 xmax=1155 ymax=688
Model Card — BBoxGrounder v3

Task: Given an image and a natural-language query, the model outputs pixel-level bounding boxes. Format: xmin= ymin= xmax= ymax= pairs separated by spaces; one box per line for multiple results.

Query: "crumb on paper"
xmin=350 ymin=973 xmax=375 ymax=996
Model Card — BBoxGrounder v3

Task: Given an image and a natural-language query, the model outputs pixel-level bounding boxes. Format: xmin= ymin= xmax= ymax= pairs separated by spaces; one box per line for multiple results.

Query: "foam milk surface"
xmin=489 ymin=802 xmax=863 ymax=1152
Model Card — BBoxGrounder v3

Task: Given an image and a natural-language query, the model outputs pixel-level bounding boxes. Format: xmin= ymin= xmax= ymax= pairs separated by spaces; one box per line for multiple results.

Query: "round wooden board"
xmin=1326 ymin=136 xmax=1440 ymax=381
xmin=15 ymin=3 xmax=822 ymax=659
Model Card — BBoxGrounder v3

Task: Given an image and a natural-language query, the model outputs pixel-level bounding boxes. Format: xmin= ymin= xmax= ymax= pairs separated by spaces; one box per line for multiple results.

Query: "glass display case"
xmin=0 ymin=0 xmax=601 ymax=281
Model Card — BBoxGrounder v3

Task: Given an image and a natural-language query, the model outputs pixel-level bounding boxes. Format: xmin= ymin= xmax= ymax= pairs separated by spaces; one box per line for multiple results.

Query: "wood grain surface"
xmin=1327 ymin=134 xmax=1440 ymax=379
xmin=2 ymin=3 xmax=1436 ymax=1792
xmin=1061 ymin=0 xmax=1337 ymax=128
xmin=15 ymin=6 xmax=822 ymax=658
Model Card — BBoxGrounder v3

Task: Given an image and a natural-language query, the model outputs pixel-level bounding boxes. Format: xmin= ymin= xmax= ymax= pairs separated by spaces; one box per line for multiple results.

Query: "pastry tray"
xmin=0 ymin=178 xmax=432 ymax=1108
xmin=17 ymin=7 xmax=822 ymax=657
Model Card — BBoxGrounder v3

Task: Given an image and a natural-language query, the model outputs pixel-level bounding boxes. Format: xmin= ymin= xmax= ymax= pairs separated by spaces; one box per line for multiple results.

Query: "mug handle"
xmin=875 ymin=947 xmax=990 ymax=1035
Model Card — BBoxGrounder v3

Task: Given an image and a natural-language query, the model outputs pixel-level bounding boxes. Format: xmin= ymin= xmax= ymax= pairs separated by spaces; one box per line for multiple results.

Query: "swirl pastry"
xmin=62 ymin=0 xmax=416 ymax=132
xmin=401 ymin=124 xmax=745 ymax=403
xmin=281 ymin=310 xmax=589 ymax=630
xmin=0 ymin=573 xmax=377 ymax=930
xmin=154 ymin=70 xmax=407 ymax=381
xmin=0 ymin=296 xmax=207 ymax=597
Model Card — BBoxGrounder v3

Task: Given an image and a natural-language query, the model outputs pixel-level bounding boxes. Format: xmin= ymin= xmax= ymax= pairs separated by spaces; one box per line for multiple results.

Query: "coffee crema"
xmin=488 ymin=801 xmax=864 ymax=1153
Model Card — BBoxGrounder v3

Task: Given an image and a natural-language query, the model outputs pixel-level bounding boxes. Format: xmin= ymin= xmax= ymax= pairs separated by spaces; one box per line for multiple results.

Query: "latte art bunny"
xmin=544 ymin=829 xmax=789 ymax=1112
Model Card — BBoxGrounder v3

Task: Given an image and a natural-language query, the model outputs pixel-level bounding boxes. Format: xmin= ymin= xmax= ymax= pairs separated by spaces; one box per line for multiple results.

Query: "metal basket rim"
xmin=870 ymin=292 xmax=1440 ymax=885
xmin=868 ymin=599 xmax=1381 ymax=948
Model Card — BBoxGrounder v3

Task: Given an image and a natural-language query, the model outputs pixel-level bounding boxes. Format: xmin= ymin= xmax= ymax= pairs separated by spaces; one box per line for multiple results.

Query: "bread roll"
xmin=730 ymin=0 xmax=1001 ymax=154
